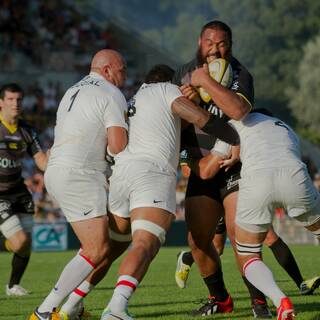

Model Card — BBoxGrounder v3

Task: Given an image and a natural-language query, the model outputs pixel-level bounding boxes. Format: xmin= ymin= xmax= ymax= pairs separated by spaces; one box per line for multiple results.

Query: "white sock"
xmin=244 ymin=257 xmax=286 ymax=307
xmin=60 ymin=280 xmax=94 ymax=315
xmin=38 ymin=253 xmax=95 ymax=313
xmin=107 ymin=275 xmax=139 ymax=313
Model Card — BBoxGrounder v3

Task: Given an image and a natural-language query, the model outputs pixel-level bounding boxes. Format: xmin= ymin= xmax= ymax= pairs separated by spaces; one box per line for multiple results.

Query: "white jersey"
xmin=230 ymin=112 xmax=305 ymax=175
xmin=48 ymin=72 xmax=128 ymax=172
xmin=115 ymin=82 xmax=182 ymax=173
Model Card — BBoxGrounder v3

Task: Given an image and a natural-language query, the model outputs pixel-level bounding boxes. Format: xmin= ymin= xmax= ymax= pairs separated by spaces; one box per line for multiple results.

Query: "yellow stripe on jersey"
xmin=236 ymin=92 xmax=253 ymax=111
xmin=0 ymin=115 xmax=18 ymax=134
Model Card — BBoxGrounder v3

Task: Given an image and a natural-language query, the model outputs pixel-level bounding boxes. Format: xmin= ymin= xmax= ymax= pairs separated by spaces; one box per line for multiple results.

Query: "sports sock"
xmin=244 ymin=258 xmax=285 ymax=307
xmin=182 ymin=251 xmax=194 ymax=266
xmin=242 ymin=276 xmax=267 ymax=304
xmin=203 ymin=268 xmax=229 ymax=301
xmin=8 ymin=253 xmax=30 ymax=288
xmin=269 ymin=237 xmax=303 ymax=288
xmin=60 ymin=280 xmax=94 ymax=315
xmin=38 ymin=253 xmax=95 ymax=313
xmin=0 ymin=237 xmax=11 ymax=252
xmin=107 ymin=275 xmax=139 ymax=313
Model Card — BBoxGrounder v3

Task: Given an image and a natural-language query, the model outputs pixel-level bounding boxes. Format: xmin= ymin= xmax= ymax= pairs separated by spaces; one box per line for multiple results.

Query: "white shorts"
xmin=44 ymin=166 xmax=108 ymax=222
xmin=0 ymin=214 xmax=33 ymax=238
xmin=108 ymin=161 xmax=177 ymax=217
xmin=236 ymin=167 xmax=320 ymax=232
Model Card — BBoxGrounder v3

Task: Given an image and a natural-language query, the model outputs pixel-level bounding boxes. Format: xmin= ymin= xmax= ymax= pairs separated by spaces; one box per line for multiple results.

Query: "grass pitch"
xmin=0 ymin=246 xmax=319 ymax=319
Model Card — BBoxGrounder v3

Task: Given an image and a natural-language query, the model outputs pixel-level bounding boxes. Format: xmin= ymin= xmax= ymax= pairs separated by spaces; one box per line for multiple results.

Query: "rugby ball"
xmin=198 ymin=58 xmax=233 ymax=103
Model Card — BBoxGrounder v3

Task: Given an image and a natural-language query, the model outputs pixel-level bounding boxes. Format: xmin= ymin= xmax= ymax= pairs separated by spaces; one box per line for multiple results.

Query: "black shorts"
xmin=185 ymin=162 xmax=241 ymax=204
xmin=0 ymin=183 xmax=34 ymax=225
xmin=215 ymin=216 xmax=226 ymax=234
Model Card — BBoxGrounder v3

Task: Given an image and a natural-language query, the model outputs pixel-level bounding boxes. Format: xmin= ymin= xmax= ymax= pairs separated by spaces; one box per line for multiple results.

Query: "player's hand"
xmin=180 ymin=84 xmax=201 ymax=104
xmin=191 ymin=64 xmax=210 ymax=87
xmin=218 ymin=145 xmax=240 ymax=171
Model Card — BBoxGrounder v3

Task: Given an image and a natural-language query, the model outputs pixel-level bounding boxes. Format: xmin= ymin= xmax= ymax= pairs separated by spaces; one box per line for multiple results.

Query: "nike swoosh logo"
xmin=83 ymin=209 xmax=94 ymax=216
xmin=153 ymin=200 xmax=163 ymax=203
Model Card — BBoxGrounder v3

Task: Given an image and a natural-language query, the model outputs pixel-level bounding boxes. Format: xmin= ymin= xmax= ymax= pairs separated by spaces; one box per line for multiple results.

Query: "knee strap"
xmin=236 ymin=240 xmax=262 ymax=256
xmin=109 ymin=228 xmax=132 ymax=242
xmin=131 ymin=220 xmax=166 ymax=245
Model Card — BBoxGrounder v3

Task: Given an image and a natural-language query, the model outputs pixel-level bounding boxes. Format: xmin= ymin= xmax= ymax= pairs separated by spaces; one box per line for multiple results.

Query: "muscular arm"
xmin=107 ymin=126 xmax=128 ymax=155
xmin=172 ymin=96 xmax=239 ymax=145
xmin=191 ymin=66 xmax=251 ymax=120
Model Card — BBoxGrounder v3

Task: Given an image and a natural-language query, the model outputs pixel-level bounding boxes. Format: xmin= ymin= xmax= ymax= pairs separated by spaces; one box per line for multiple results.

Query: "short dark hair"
xmin=145 ymin=64 xmax=175 ymax=84
xmin=200 ymin=20 xmax=232 ymax=43
xmin=0 ymin=83 xmax=24 ymax=99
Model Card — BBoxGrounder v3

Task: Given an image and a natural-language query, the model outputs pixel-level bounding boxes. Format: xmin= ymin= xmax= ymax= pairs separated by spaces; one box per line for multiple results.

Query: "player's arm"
xmin=191 ymin=64 xmax=251 ymax=120
xmin=190 ymin=140 xmax=239 ymax=180
xmin=171 ymin=96 xmax=239 ymax=145
xmin=106 ymin=126 xmax=128 ymax=155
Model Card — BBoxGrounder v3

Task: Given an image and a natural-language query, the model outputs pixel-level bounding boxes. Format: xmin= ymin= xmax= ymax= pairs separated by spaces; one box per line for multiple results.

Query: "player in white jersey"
xmin=29 ymin=49 xmax=128 ymax=320
xmin=97 ymin=64 xmax=240 ymax=320
xmin=201 ymin=110 xmax=320 ymax=320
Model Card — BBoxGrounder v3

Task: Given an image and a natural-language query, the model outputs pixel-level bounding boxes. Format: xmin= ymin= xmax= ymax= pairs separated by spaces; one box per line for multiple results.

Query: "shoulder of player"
xmin=230 ymin=56 xmax=253 ymax=79
xmin=173 ymin=58 xmax=198 ymax=85
xmin=18 ymin=119 xmax=36 ymax=132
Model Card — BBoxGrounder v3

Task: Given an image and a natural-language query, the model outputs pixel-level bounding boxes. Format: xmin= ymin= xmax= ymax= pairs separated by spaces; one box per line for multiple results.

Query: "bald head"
xmin=91 ymin=49 xmax=127 ymax=88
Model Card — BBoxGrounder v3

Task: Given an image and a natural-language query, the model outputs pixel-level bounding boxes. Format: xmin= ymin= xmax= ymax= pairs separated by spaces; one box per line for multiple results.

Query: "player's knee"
xmin=10 ymin=231 xmax=31 ymax=254
xmin=235 ymin=239 xmax=262 ymax=257
xmin=132 ymin=237 xmax=160 ymax=261
xmin=189 ymin=234 xmax=213 ymax=251
xmin=81 ymin=241 xmax=111 ymax=265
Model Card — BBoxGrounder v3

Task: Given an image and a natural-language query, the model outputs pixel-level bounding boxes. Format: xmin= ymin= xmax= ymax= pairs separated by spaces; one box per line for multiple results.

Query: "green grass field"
xmin=0 ymin=246 xmax=319 ymax=320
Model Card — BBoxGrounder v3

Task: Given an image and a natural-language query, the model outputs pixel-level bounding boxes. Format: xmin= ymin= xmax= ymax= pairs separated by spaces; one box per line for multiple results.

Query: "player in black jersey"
xmin=172 ymin=20 xmax=274 ymax=318
xmin=0 ymin=83 xmax=48 ymax=296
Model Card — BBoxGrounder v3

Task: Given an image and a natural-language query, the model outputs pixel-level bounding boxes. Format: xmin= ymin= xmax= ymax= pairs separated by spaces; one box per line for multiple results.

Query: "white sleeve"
xmin=163 ymin=83 xmax=183 ymax=109
xmin=210 ymin=139 xmax=232 ymax=158
xmin=104 ymin=91 xmax=128 ymax=130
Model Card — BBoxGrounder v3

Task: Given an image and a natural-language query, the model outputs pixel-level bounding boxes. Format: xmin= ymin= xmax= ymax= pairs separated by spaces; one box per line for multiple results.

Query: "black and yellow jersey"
xmin=0 ymin=118 xmax=42 ymax=192
xmin=173 ymin=56 xmax=254 ymax=159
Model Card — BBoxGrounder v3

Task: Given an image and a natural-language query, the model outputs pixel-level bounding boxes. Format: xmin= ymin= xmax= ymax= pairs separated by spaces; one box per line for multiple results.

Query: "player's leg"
xmin=292 ymin=202 xmax=320 ymax=295
xmin=264 ymin=226 xmax=306 ymax=290
xmin=0 ymin=213 xmax=32 ymax=296
xmin=186 ymin=196 xmax=233 ymax=316
xmin=30 ymin=167 xmax=110 ymax=319
xmin=213 ymin=217 xmax=227 ymax=256
xmin=223 ymin=174 xmax=271 ymax=318
xmin=60 ymin=213 xmax=131 ymax=318
xmin=102 ymin=207 xmax=174 ymax=320
xmin=236 ymin=224 xmax=295 ymax=320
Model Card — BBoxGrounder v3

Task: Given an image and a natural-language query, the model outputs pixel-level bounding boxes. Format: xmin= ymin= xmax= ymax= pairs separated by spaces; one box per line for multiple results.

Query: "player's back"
xmin=231 ymin=112 xmax=304 ymax=174
xmin=49 ymin=73 xmax=126 ymax=172
xmin=116 ymin=82 xmax=182 ymax=173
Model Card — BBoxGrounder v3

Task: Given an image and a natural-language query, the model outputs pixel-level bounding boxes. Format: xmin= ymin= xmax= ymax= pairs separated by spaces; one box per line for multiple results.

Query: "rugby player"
xmin=172 ymin=20 xmax=271 ymax=317
xmin=0 ymin=83 xmax=48 ymax=296
xmin=29 ymin=49 xmax=129 ymax=320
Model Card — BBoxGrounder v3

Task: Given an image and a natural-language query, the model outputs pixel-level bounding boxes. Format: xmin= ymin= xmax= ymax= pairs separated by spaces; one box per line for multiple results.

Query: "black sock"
xmin=182 ymin=251 xmax=194 ymax=266
xmin=8 ymin=253 xmax=30 ymax=288
xmin=242 ymin=276 xmax=267 ymax=304
xmin=0 ymin=237 xmax=11 ymax=252
xmin=269 ymin=237 xmax=303 ymax=288
xmin=204 ymin=268 xmax=229 ymax=301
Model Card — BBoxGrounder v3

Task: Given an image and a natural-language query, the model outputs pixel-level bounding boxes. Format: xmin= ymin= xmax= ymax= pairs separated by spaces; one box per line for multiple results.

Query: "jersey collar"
xmin=0 ymin=114 xmax=18 ymax=134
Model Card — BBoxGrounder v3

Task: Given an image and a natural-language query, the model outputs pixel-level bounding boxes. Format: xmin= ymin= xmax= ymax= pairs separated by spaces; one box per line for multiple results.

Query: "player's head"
xmin=197 ymin=20 xmax=232 ymax=64
xmin=91 ymin=49 xmax=127 ymax=88
xmin=0 ymin=83 xmax=24 ymax=118
xmin=144 ymin=64 xmax=175 ymax=84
